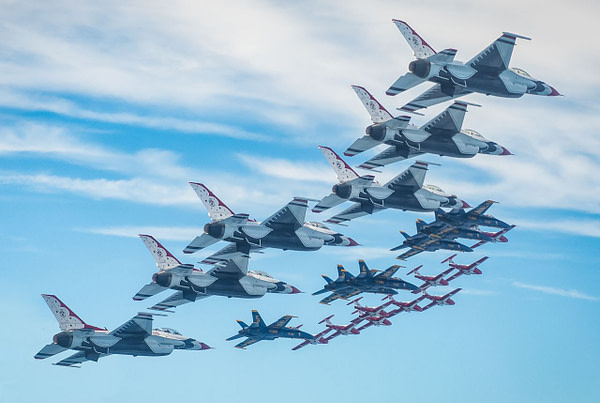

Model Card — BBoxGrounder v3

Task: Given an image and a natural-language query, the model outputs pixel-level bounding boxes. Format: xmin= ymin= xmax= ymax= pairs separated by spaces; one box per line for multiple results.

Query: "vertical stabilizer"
xmin=41 ymin=295 xmax=102 ymax=332
xmin=139 ymin=234 xmax=181 ymax=271
xmin=189 ymin=182 xmax=235 ymax=221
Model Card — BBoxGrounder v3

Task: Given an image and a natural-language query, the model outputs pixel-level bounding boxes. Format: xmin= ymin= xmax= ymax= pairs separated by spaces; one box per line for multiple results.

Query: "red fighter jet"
xmin=442 ymin=255 xmax=489 ymax=282
xmin=407 ymin=265 xmax=455 ymax=293
xmin=421 ymin=288 xmax=462 ymax=311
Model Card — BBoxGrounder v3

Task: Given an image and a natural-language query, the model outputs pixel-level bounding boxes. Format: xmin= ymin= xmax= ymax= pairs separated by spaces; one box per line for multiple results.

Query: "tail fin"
xmin=358 ymin=260 xmax=372 ymax=278
xmin=322 ymin=275 xmax=334 ymax=284
xmin=41 ymin=295 xmax=103 ymax=332
xmin=236 ymin=320 xmax=249 ymax=329
xmin=392 ymin=19 xmax=436 ymax=58
xmin=434 ymin=208 xmax=445 ymax=220
xmin=415 ymin=219 xmax=426 ymax=233
xmin=351 ymin=85 xmax=393 ymax=123
xmin=189 ymin=182 xmax=235 ymax=222
xmin=251 ymin=310 xmax=266 ymax=328
xmin=400 ymin=231 xmax=411 ymax=240
xmin=337 ymin=265 xmax=353 ymax=281
xmin=318 ymin=146 xmax=359 ymax=183
xmin=139 ymin=234 xmax=181 ymax=271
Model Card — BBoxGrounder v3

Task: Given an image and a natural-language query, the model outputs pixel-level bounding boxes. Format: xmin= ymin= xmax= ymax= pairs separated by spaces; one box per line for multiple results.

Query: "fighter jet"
xmin=407 ymin=265 xmax=455 ymax=293
xmin=133 ymin=235 xmax=300 ymax=311
xmin=415 ymin=218 xmax=494 ymax=243
xmin=345 ymin=86 xmax=511 ymax=170
xmin=383 ymin=294 xmax=426 ymax=314
xmin=226 ymin=310 xmax=314 ymax=349
xmin=386 ymin=19 xmax=560 ymax=111
xmin=442 ymin=255 xmax=489 ymax=282
xmin=34 ymin=295 xmax=210 ymax=367
xmin=313 ymin=260 xmax=418 ymax=304
xmin=184 ymin=183 xmax=358 ymax=264
xmin=421 ymin=288 xmax=462 ymax=311
xmin=312 ymin=146 xmax=468 ymax=224
xmin=434 ymin=200 xmax=511 ymax=229
xmin=391 ymin=230 xmax=473 ymax=260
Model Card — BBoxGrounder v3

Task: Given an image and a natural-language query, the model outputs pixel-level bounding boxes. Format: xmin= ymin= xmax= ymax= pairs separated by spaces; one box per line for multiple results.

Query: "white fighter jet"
xmin=35 ymin=295 xmax=210 ymax=367
xmin=386 ymin=20 xmax=560 ymax=111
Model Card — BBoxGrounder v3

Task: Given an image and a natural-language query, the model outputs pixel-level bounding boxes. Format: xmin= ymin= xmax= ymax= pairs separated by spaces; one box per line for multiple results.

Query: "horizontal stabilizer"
xmin=184 ymin=233 xmax=220 ymax=254
xmin=386 ymin=72 xmax=427 ymax=96
xmin=344 ymin=135 xmax=381 ymax=157
xmin=35 ymin=343 xmax=68 ymax=360
xmin=312 ymin=193 xmax=346 ymax=213
xmin=133 ymin=282 xmax=167 ymax=301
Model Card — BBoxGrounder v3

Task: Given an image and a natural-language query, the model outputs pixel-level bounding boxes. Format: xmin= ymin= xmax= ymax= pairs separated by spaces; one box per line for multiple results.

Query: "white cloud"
xmin=84 ymin=226 xmax=201 ymax=241
xmin=513 ymin=281 xmax=598 ymax=301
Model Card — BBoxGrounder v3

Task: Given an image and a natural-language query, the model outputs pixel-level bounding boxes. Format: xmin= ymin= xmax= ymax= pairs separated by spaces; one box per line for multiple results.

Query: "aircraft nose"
xmin=461 ymin=200 xmax=471 ymax=209
xmin=500 ymin=146 xmax=513 ymax=156
xmin=548 ymin=85 xmax=562 ymax=96
xmin=290 ymin=285 xmax=302 ymax=294
xmin=192 ymin=341 xmax=212 ymax=350
xmin=346 ymin=237 xmax=360 ymax=247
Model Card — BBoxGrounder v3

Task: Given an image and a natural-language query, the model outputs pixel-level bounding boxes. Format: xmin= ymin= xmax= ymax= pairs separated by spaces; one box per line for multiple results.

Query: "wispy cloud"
xmin=513 ymin=282 xmax=598 ymax=301
xmin=237 ymin=153 xmax=332 ymax=184
xmin=460 ymin=288 xmax=498 ymax=296
xmin=83 ymin=226 xmax=201 ymax=241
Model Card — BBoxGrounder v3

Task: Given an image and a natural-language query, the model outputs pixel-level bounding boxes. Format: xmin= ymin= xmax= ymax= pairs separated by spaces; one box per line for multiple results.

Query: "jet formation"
xmin=37 ymin=17 xmax=556 ymax=363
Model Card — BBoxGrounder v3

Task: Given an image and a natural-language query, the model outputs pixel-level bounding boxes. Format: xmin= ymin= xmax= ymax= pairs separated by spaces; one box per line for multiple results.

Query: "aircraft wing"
xmin=396 ymin=247 xmax=426 ymax=260
xmin=344 ymin=135 xmax=381 ymax=157
xmin=444 ymin=271 xmax=464 ymax=283
xmin=292 ymin=329 xmax=332 ymax=350
xmin=206 ymin=256 xmax=248 ymax=277
xmin=467 ymin=200 xmax=497 ymax=217
xmin=325 ymin=202 xmax=383 ymax=225
xmin=422 ymin=102 xmax=469 ymax=135
xmin=148 ymin=291 xmax=210 ymax=311
xmin=400 ymin=84 xmax=472 ymax=113
xmin=377 ymin=265 xmax=402 ymax=279
xmin=467 ymin=33 xmax=526 ymax=74
xmin=384 ymin=160 xmax=429 ymax=192
xmin=269 ymin=315 xmax=295 ymax=330
xmin=110 ymin=313 xmax=153 ymax=338
xmin=200 ymin=243 xmax=262 ymax=265
xmin=54 ymin=351 xmax=107 ymax=367
xmin=133 ymin=282 xmax=168 ymax=301
xmin=320 ymin=289 xmax=362 ymax=305
xmin=358 ymin=144 xmax=424 ymax=170
xmin=35 ymin=343 xmax=68 ymax=360
xmin=235 ymin=338 xmax=260 ymax=349
xmin=262 ymin=198 xmax=309 ymax=231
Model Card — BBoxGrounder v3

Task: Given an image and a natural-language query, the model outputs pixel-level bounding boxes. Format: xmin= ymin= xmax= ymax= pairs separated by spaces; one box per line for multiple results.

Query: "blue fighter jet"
xmin=227 ymin=310 xmax=314 ymax=349
xmin=313 ymin=260 xmax=418 ymax=304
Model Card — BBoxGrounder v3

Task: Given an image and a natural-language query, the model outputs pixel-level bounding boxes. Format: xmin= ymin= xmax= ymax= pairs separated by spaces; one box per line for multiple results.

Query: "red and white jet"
xmin=408 ymin=265 xmax=455 ymax=293
xmin=383 ymin=294 xmax=426 ymax=315
xmin=320 ymin=315 xmax=362 ymax=341
xmin=442 ymin=255 xmax=489 ymax=282
xmin=471 ymin=225 xmax=516 ymax=249
xmin=291 ymin=327 xmax=331 ymax=351
xmin=348 ymin=297 xmax=392 ymax=317
xmin=421 ymin=288 xmax=462 ymax=311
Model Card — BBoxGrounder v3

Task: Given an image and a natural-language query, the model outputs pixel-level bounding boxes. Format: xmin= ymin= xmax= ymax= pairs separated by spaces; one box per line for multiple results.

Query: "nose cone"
xmin=548 ymin=85 xmax=561 ymax=96
xmin=290 ymin=285 xmax=302 ymax=294
xmin=345 ymin=237 xmax=360 ymax=247
xmin=192 ymin=341 xmax=212 ymax=350
xmin=460 ymin=200 xmax=471 ymax=209
xmin=500 ymin=146 xmax=513 ymax=156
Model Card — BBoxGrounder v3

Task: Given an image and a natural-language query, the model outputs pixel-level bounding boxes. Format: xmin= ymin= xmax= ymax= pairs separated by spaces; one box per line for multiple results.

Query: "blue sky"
xmin=1 ymin=1 xmax=599 ymax=402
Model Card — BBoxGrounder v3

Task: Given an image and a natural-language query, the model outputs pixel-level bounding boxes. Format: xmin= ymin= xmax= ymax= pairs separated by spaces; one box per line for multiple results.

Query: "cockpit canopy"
xmin=462 ymin=129 xmax=485 ymax=140
xmin=155 ymin=327 xmax=181 ymax=335
xmin=423 ymin=184 xmax=450 ymax=197
xmin=306 ymin=221 xmax=330 ymax=230
xmin=248 ymin=270 xmax=272 ymax=278
xmin=510 ymin=67 xmax=532 ymax=78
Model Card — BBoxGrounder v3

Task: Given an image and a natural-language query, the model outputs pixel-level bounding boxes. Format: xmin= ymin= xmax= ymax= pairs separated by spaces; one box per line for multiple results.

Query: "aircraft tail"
xmin=392 ymin=19 xmax=436 ymax=58
xmin=351 ymin=85 xmax=393 ymax=123
xmin=318 ymin=315 xmax=335 ymax=325
xmin=189 ymin=182 xmax=235 ymax=222
xmin=337 ymin=264 xmax=353 ymax=281
xmin=358 ymin=260 xmax=372 ymax=278
xmin=236 ymin=320 xmax=249 ymax=329
xmin=139 ymin=234 xmax=182 ymax=271
xmin=434 ymin=208 xmax=445 ymax=220
xmin=415 ymin=219 xmax=426 ymax=233
xmin=251 ymin=310 xmax=267 ymax=328
xmin=318 ymin=146 xmax=359 ymax=183
xmin=400 ymin=231 xmax=411 ymax=240
xmin=441 ymin=254 xmax=458 ymax=264
xmin=321 ymin=275 xmax=334 ymax=284
xmin=41 ymin=295 xmax=103 ymax=332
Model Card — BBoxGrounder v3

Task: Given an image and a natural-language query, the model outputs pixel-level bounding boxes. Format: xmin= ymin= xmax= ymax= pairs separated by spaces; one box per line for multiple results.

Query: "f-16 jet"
xmin=386 ymin=19 xmax=560 ymax=111
xmin=442 ymin=255 xmax=489 ymax=282
xmin=226 ymin=310 xmax=314 ymax=349
xmin=421 ymin=288 xmax=462 ymax=311
xmin=434 ymin=200 xmax=511 ymax=229
xmin=313 ymin=260 xmax=418 ymax=304
xmin=407 ymin=265 xmax=455 ymax=293
xmin=345 ymin=85 xmax=511 ymax=170
xmin=133 ymin=235 xmax=300 ymax=311
xmin=392 ymin=230 xmax=473 ymax=260
xmin=35 ymin=295 xmax=210 ymax=367
xmin=312 ymin=146 xmax=468 ymax=224
xmin=184 ymin=183 xmax=358 ymax=264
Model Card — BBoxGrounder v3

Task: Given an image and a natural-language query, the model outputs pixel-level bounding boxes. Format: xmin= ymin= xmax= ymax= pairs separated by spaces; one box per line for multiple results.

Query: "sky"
xmin=1 ymin=0 xmax=599 ymax=402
